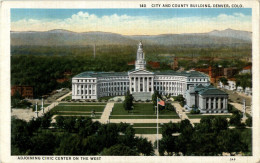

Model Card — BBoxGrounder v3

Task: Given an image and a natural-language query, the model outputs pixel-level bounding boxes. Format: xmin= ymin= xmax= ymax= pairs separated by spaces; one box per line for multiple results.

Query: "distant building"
xmin=218 ymin=78 xmax=236 ymax=91
xmin=185 ymin=84 xmax=228 ymax=113
xmin=11 ymin=85 xmax=33 ymax=98
xmin=240 ymin=65 xmax=252 ymax=74
xmin=72 ymin=42 xmax=210 ymax=101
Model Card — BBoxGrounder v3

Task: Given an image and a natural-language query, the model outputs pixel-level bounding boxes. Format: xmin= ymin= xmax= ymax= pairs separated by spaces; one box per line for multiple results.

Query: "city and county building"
xmin=185 ymin=84 xmax=229 ymax=113
xmin=72 ymin=42 xmax=213 ymax=102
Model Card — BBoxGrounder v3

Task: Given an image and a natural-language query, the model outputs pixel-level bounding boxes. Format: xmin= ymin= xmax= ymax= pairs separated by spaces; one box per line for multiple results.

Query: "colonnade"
xmin=205 ymin=97 xmax=228 ymax=110
xmin=129 ymin=76 xmax=154 ymax=93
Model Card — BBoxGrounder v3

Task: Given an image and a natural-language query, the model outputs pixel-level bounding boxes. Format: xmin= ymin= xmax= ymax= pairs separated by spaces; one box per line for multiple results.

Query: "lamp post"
xmin=35 ymin=102 xmax=38 ymax=118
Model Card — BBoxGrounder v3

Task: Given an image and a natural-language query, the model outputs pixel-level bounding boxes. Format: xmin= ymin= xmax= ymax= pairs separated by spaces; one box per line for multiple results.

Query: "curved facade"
xmin=72 ymin=42 xmax=210 ymax=100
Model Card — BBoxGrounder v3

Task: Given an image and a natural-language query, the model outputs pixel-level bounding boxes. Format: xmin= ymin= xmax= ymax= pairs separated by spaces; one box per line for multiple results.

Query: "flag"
xmin=157 ymin=98 xmax=165 ymax=106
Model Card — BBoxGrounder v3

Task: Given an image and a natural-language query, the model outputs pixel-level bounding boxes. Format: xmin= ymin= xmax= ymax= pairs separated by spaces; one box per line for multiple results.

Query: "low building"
xmin=11 ymin=85 xmax=33 ymax=98
xmin=185 ymin=84 xmax=228 ymax=113
xmin=240 ymin=65 xmax=252 ymax=74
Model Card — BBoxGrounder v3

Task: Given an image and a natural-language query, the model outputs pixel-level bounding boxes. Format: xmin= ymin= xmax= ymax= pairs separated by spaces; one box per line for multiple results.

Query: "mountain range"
xmin=11 ymin=28 xmax=251 ymax=46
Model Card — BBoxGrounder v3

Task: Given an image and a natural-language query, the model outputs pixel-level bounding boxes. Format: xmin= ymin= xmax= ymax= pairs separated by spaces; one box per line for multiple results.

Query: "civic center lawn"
xmin=186 ymin=113 xmax=232 ymax=119
xmin=51 ymin=103 xmax=106 ymax=119
xmin=110 ymin=103 xmax=179 ymax=119
xmin=52 ymin=104 xmax=105 ymax=112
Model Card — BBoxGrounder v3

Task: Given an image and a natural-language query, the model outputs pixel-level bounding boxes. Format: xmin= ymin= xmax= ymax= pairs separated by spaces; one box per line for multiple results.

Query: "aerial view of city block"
xmin=11 ymin=8 xmax=252 ymax=156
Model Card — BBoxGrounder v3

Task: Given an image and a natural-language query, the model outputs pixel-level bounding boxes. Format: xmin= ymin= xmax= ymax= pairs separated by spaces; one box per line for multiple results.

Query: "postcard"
xmin=0 ymin=0 xmax=259 ymax=163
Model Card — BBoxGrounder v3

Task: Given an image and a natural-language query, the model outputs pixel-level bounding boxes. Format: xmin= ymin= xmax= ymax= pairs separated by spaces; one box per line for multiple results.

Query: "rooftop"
xmin=74 ymin=71 xmax=128 ymax=78
xmin=74 ymin=69 xmax=208 ymax=78
xmin=193 ymin=84 xmax=228 ymax=96
xmin=155 ymin=70 xmax=208 ymax=77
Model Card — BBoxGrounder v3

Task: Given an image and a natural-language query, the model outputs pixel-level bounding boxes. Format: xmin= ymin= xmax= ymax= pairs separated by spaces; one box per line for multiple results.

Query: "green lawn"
xmin=55 ymin=112 xmax=102 ymax=116
xmin=111 ymin=103 xmax=178 ymax=116
xmin=52 ymin=105 xmax=105 ymax=112
xmin=109 ymin=115 xmax=179 ymax=119
xmin=59 ymin=102 xmax=106 ymax=106
xmin=134 ymin=128 xmax=162 ymax=134
xmin=55 ymin=115 xmax=101 ymax=119
xmin=186 ymin=114 xmax=232 ymax=119
xmin=133 ymin=123 xmax=163 ymax=127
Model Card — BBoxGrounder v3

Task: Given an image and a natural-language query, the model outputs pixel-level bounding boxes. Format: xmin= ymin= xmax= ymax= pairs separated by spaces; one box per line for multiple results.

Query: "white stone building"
xmin=185 ymin=85 xmax=229 ymax=113
xmin=72 ymin=42 xmax=210 ymax=101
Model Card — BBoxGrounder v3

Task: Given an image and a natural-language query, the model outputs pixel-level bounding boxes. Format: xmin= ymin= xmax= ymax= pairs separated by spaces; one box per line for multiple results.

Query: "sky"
xmin=11 ymin=8 xmax=252 ymax=35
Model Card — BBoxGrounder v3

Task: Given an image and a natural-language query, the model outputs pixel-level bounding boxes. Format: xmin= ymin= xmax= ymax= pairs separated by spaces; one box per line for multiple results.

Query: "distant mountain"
xmin=207 ymin=28 xmax=251 ymax=41
xmin=11 ymin=29 xmax=251 ymax=46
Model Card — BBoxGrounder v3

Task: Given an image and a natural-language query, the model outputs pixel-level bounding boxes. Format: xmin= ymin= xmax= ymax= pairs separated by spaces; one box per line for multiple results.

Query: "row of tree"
xmin=159 ymin=117 xmax=250 ymax=156
xmin=11 ymin=114 xmax=154 ymax=156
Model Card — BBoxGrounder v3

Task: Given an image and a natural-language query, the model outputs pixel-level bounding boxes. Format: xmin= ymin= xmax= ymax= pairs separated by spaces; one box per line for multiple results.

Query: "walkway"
xmin=172 ymin=102 xmax=190 ymax=118
xmin=99 ymin=102 xmax=114 ymax=124
xmin=56 ymin=91 xmax=72 ymax=101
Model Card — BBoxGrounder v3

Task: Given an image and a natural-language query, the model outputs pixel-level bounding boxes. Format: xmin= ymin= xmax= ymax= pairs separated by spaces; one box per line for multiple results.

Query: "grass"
xmin=111 ymin=103 xmax=178 ymax=116
xmin=52 ymin=105 xmax=105 ymax=112
xmin=186 ymin=114 xmax=232 ymax=119
xmin=55 ymin=112 xmax=102 ymax=116
xmin=54 ymin=115 xmax=101 ymax=119
xmin=134 ymin=128 xmax=162 ymax=134
xmin=133 ymin=123 xmax=163 ymax=127
xmin=109 ymin=115 xmax=179 ymax=119
xmin=59 ymin=102 xmax=106 ymax=105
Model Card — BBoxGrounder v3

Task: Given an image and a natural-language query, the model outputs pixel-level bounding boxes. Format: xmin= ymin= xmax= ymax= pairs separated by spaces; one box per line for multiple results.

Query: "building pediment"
xmin=128 ymin=69 xmax=154 ymax=76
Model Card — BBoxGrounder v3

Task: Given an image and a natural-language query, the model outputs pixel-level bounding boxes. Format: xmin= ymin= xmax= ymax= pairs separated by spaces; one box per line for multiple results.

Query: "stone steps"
xmin=132 ymin=92 xmax=152 ymax=101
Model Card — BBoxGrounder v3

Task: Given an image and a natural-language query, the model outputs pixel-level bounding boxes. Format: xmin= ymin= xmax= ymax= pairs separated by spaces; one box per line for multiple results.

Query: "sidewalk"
xmin=56 ymin=91 xmax=72 ymax=102
xmin=99 ymin=102 xmax=114 ymax=124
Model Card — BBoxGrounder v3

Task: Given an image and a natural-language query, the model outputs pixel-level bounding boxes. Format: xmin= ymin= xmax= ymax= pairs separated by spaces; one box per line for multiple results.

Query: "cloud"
xmin=11 ymin=11 xmax=252 ymax=35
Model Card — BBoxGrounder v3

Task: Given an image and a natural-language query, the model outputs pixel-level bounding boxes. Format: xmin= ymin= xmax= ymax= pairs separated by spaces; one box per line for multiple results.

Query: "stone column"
xmin=204 ymin=98 xmax=207 ymax=110
xmin=224 ymin=98 xmax=227 ymax=110
xmin=218 ymin=98 xmax=221 ymax=109
xmin=79 ymin=84 xmax=82 ymax=95
xmin=138 ymin=77 xmax=140 ymax=92
xmin=129 ymin=78 xmax=132 ymax=93
xmin=151 ymin=77 xmax=154 ymax=92
xmin=209 ymin=98 xmax=211 ymax=109
xmin=75 ymin=84 xmax=78 ymax=95
xmin=147 ymin=77 xmax=149 ymax=92
xmin=134 ymin=77 xmax=136 ymax=92
xmin=143 ymin=77 xmax=145 ymax=92
xmin=213 ymin=98 xmax=216 ymax=110
xmin=83 ymin=84 xmax=86 ymax=98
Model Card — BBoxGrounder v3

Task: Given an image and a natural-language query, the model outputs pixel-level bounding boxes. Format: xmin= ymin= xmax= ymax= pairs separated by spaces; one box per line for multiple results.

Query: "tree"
xmin=11 ymin=117 xmax=31 ymax=154
xmin=229 ymin=111 xmax=243 ymax=127
xmin=165 ymin=103 xmax=175 ymax=111
xmin=152 ymin=90 xmax=162 ymax=106
xmin=135 ymin=137 xmax=154 ymax=156
xmin=160 ymin=135 xmax=177 ymax=156
xmin=246 ymin=116 xmax=252 ymax=127
xmin=219 ymin=77 xmax=228 ymax=85
xmin=101 ymin=144 xmax=138 ymax=156
xmin=217 ymin=129 xmax=247 ymax=155
xmin=211 ymin=116 xmax=228 ymax=133
xmin=29 ymin=132 xmax=57 ymax=155
xmin=174 ymin=95 xmax=185 ymax=107
xmin=123 ymin=90 xmax=134 ymax=113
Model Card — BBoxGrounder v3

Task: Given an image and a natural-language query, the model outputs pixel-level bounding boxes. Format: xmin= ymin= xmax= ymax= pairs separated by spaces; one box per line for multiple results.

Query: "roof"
xmin=155 ymin=70 xmax=208 ymax=77
xmin=243 ymin=65 xmax=252 ymax=70
xmin=197 ymin=85 xmax=228 ymax=96
xmin=74 ymin=69 xmax=208 ymax=78
xmin=73 ymin=71 xmax=128 ymax=78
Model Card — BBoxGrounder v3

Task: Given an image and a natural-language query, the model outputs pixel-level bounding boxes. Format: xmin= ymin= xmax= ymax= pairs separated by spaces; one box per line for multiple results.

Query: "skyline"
xmin=11 ymin=9 xmax=252 ymax=35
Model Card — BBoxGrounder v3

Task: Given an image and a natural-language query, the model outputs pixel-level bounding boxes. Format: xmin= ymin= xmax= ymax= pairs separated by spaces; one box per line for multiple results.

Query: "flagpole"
xmin=157 ymin=97 xmax=159 ymax=152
